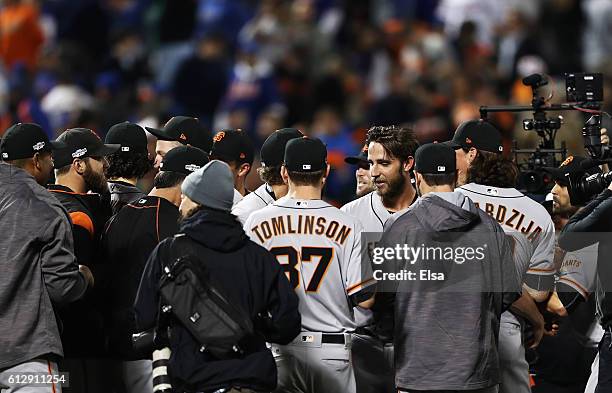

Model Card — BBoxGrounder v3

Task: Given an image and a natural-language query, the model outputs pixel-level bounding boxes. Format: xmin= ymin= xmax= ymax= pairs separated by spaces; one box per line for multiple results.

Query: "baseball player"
xmin=244 ymin=137 xmax=375 ymax=393
xmin=145 ymin=116 xmax=212 ymax=169
xmin=444 ymin=120 xmax=555 ymax=393
xmin=340 ymin=125 xmax=419 ymax=393
xmin=210 ymin=129 xmax=255 ymax=204
xmin=232 ymin=128 xmax=303 ymax=224
xmin=341 ymin=125 xmax=419 ymax=232
xmin=546 ymin=156 xmax=602 ymax=393
xmin=344 ymin=144 xmax=376 ymax=199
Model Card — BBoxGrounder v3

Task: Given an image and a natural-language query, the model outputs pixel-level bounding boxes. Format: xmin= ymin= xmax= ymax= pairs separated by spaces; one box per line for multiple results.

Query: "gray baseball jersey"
xmin=341 ymin=191 xmax=390 ymax=233
xmin=457 ymin=183 xmax=556 ymax=287
xmin=244 ymin=196 xmax=374 ymax=333
xmin=556 ymin=241 xmax=599 ymax=299
xmin=341 ymin=191 xmax=391 ymax=327
xmin=232 ymin=183 xmax=275 ymax=224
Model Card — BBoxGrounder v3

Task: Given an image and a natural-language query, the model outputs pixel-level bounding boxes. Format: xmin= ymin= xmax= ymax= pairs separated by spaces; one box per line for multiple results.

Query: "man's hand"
xmin=510 ymin=291 xmax=546 ymax=349
xmin=79 ymin=265 xmax=95 ymax=288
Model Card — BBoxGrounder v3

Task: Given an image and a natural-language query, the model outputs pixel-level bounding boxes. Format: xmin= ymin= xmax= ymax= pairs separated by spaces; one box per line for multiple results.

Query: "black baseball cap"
xmin=344 ymin=144 xmax=369 ymax=166
xmin=159 ymin=145 xmax=210 ymax=175
xmin=105 ymin=122 xmax=148 ymax=154
xmin=414 ymin=143 xmax=456 ymax=174
xmin=0 ymin=123 xmax=65 ymax=161
xmin=442 ymin=120 xmax=504 ymax=154
xmin=210 ymin=129 xmax=254 ymax=165
xmin=146 ymin=116 xmax=212 ymax=152
xmin=260 ymin=128 xmax=304 ymax=167
xmin=544 ymin=155 xmax=602 ymax=185
xmin=284 ymin=137 xmax=327 ymax=172
xmin=53 ymin=128 xmax=120 ymax=168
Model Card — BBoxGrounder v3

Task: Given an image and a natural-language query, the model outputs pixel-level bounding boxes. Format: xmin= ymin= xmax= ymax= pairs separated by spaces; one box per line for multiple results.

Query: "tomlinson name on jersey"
xmin=249 ymin=214 xmax=352 ymax=246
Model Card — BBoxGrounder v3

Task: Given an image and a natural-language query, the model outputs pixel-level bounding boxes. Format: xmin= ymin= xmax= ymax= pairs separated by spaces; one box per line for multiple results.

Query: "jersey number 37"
xmin=270 ymin=246 xmax=333 ymax=292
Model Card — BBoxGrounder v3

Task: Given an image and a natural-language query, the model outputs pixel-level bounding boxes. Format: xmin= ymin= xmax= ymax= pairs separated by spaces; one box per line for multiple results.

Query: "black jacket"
xmin=558 ymin=188 xmax=612 ymax=327
xmin=48 ymin=184 xmax=109 ymax=356
xmin=107 ymin=180 xmax=146 ymax=215
xmin=101 ymin=195 xmax=179 ymax=359
xmin=134 ymin=208 xmax=301 ymax=392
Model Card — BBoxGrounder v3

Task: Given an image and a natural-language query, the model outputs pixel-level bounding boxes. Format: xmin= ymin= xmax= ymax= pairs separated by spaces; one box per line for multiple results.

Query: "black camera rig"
xmin=479 ymin=72 xmax=605 ymax=196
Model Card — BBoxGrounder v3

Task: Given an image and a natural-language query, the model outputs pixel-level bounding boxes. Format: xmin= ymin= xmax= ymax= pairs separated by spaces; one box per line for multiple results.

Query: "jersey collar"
xmin=273 ymin=196 xmax=332 ymax=209
xmin=459 ymin=183 xmax=524 ymax=198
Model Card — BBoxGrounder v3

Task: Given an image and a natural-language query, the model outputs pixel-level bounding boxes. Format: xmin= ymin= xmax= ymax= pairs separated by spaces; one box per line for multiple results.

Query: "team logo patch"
xmin=33 ymin=142 xmax=45 ymax=151
xmin=72 ymin=148 xmax=87 ymax=158
xmin=121 ymin=146 xmax=130 ymax=152
xmin=179 ymin=133 xmax=187 ymax=141
xmin=437 ymin=165 xmax=445 ymax=172
xmin=560 ymin=156 xmax=574 ymax=167
xmin=465 ymin=137 xmax=472 ymax=144
xmin=302 ymin=164 xmax=311 ymax=170
xmin=213 ymin=131 xmax=225 ymax=142
xmin=2 ymin=152 xmax=8 ymax=159
xmin=239 ymin=152 xmax=246 ymax=159
xmin=301 ymin=334 xmax=314 ymax=343
xmin=184 ymin=164 xmax=201 ymax=172
xmin=486 ymin=188 xmax=499 ymax=196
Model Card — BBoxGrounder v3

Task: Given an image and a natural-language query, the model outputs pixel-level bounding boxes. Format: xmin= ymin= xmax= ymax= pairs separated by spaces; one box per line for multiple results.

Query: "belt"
xmin=321 ymin=333 xmax=346 ymax=344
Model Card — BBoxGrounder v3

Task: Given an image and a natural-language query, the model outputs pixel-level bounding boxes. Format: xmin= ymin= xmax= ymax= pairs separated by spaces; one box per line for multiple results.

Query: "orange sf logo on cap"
xmin=560 ymin=156 xmax=574 ymax=167
xmin=179 ymin=133 xmax=187 ymax=141
xmin=213 ymin=131 xmax=225 ymax=142
xmin=239 ymin=152 xmax=246 ymax=159
xmin=465 ymin=137 xmax=472 ymax=144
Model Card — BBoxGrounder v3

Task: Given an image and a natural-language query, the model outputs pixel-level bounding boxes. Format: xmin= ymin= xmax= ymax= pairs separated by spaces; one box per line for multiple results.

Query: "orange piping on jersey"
xmin=49 ymin=188 xmax=91 ymax=196
xmin=155 ymin=198 xmax=161 ymax=242
xmin=526 ymin=267 xmax=557 ymax=273
xmin=69 ymin=211 xmax=94 ymax=237
xmin=47 ymin=360 xmax=57 ymax=393
xmin=126 ymin=203 xmax=158 ymax=209
xmin=558 ymin=277 xmax=589 ymax=299
xmin=347 ymin=277 xmax=376 ymax=294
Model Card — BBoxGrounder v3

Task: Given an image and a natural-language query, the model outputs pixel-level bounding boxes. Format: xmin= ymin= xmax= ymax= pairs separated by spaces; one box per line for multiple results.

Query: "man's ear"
xmin=322 ymin=164 xmax=331 ymax=185
xmin=280 ymin=165 xmax=289 ymax=183
xmin=466 ymin=147 xmax=478 ymax=164
xmin=238 ymin=163 xmax=251 ymax=177
xmin=73 ymin=158 xmax=87 ymax=175
xmin=32 ymin=153 xmax=43 ymax=171
xmin=403 ymin=156 xmax=414 ymax=173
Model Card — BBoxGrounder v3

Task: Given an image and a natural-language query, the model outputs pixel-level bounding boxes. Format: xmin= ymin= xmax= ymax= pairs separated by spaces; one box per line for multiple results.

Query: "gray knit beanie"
xmin=181 ymin=160 xmax=234 ymax=211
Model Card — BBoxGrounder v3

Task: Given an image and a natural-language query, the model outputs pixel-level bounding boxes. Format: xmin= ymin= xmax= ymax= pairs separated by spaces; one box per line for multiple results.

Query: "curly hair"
xmin=257 ymin=165 xmax=284 ymax=186
xmin=467 ymin=151 xmax=518 ymax=188
xmin=365 ymin=125 xmax=419 ymax=163
xmin=105 ymin=151 xmax=153 ymax=180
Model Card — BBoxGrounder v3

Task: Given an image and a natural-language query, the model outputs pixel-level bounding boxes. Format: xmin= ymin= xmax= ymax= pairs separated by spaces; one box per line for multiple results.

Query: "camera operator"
xmin=530 ymin=156 xmax=602 ymax=393
xmin=557 ymin=157 xmax=612 ymax=392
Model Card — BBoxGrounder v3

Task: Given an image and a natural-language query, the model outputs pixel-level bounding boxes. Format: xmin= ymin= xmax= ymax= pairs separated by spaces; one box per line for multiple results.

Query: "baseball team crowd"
xmin=2 ymin=1 xmax=612 ymax=393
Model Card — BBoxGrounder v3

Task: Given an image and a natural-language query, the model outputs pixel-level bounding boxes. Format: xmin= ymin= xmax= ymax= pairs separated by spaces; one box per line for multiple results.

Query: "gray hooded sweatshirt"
xmin=0 ymin=163 xmax=87 ymax=368
xmin=378 ymin=191 xmax=520 ymax=391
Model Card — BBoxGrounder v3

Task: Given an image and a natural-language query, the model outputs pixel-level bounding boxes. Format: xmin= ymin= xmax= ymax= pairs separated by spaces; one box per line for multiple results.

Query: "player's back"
xmin=457 ymin=183 xmax=555 ymax=280
xmin=245 ymin=196 xmax=371 ymax=333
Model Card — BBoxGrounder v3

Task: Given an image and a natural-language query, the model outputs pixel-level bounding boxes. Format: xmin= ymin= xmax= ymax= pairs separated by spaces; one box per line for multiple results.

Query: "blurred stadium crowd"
xmin=0 ymin=0 xmax=611 ymax=204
